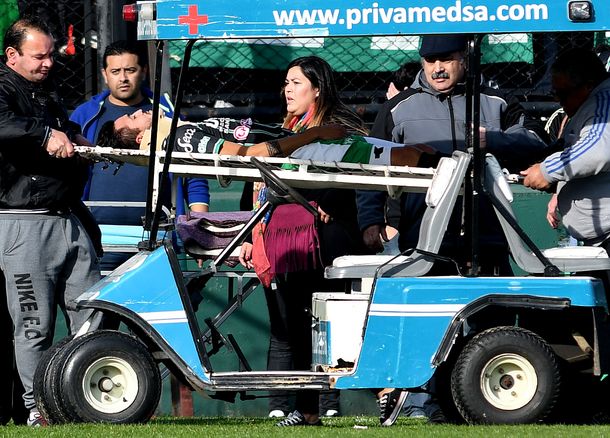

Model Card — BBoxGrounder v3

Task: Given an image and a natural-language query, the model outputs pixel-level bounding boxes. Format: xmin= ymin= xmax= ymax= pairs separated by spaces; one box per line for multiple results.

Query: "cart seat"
xmin=176 ymin=211 xmax=253 ymax=266
xmin=484 ymin=154 xmax=610 ymax=274
xmin=326 ymin=150 xmax=471 ymax=280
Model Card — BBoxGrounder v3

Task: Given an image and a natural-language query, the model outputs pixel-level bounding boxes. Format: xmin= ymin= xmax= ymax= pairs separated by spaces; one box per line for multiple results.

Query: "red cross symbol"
xmin=178 ymin=5 xmax=209 ymax=35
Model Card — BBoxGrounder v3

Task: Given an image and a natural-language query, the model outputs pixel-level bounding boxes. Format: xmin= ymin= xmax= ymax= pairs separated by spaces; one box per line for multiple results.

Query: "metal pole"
xmin=466 ymin=34 xmax=483 ymax=276
xmin=148 ymin=40 xmax=196 ymax=247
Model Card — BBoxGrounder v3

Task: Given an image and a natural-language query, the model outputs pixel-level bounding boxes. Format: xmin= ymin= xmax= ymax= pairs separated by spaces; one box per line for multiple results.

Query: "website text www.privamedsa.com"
xmin=272 ymin=1 xmax=549 ymax=30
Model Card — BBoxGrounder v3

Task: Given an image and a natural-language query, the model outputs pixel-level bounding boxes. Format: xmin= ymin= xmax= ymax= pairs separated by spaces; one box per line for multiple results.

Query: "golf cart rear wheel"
xmin=451 ymin=326 xmax=560 ymax=424
xmin=58 ymin=330 xmax=161 ymax=424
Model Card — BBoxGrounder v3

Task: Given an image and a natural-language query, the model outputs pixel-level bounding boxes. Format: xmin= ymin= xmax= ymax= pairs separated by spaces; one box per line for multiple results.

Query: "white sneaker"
xmin=268 ymin=409 xmax=286 ymax=418
xmin=324 ymin=409 xmax=340 ymax=417
xmin=27 ymin=409 xmax=47 ymax=427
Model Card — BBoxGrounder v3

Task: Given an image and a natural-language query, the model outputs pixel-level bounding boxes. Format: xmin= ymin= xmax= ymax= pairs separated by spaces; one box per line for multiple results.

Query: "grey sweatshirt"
xmin=542 ymin=77 xmax=610 ymax=243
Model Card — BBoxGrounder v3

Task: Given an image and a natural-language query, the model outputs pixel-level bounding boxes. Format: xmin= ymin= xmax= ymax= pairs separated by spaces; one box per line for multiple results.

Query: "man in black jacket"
xmin=0 ymin=16 xmax=101 ymax=426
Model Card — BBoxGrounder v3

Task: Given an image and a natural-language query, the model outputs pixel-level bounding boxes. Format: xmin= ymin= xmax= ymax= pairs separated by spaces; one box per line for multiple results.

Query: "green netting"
xmin=594 ymin=30 xmax=610 ymax=46
xmin=0 ymin=0 xmax=19 ymax=50
xmin=481 ymin=33 xmax=533 ymax=64
xmin=170 ymin=33 xmax=533 ymax=72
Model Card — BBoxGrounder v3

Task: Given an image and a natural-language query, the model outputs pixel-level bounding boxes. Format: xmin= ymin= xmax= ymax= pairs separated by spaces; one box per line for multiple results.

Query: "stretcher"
xmin=75 ymin=145 xmax=437 ymax=205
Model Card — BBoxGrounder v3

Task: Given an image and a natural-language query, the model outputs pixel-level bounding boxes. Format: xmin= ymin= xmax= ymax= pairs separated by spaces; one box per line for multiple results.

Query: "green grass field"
xmin=2 ymin=417 xmax=610 ymax=437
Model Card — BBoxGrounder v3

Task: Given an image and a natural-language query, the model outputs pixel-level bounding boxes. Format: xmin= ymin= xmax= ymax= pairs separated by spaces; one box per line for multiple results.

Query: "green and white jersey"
xmin=289 ymin=135 xmax=398 ymax=165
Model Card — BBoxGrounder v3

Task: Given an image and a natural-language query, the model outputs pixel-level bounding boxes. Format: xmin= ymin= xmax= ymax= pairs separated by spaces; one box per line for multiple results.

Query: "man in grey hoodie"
xmin=523 ymin=48 xmax=610 ymax=248
xmin=358 ymin=34 xmax=548 ymax=268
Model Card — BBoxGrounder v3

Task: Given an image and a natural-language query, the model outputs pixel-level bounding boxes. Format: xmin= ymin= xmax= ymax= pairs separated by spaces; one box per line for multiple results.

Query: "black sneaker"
xmin=377 ymin=389 xmax=408 ymax=427
xmin=276 ymin=410 xmax=322 ymax=427
xmin=427 ymin=408 xmax=447 ymax=424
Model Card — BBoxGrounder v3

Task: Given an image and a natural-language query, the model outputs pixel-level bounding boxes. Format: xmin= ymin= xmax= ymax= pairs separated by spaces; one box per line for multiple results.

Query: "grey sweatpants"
xmin=0 ymin=213 xmax=101 ymax=411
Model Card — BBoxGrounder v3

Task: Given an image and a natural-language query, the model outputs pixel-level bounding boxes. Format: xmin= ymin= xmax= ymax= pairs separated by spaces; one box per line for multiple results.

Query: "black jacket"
xmin=0 ymin=61 xmax=87 ymax=210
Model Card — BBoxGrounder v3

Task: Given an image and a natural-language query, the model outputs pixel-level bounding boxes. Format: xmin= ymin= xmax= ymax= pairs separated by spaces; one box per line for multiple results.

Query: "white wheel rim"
xmin=82 ymin=356 xmax=139 ymax=414
xmin=480 ymin=353 xmax=538 ymax=410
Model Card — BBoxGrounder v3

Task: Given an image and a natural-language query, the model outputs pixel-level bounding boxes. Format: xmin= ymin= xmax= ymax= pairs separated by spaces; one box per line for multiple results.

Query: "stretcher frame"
xmin=75 ymin=145 xmax=437 ymax=211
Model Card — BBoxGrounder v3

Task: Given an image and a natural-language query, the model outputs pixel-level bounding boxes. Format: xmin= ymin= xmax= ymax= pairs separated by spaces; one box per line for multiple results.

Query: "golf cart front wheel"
xmin=58 ymin=330 xmax=161 ymax=424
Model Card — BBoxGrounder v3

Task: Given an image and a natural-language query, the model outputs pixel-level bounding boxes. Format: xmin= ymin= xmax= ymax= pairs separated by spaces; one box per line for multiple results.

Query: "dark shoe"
xmin=276 ymin=410 xmax=322 ymax=427
xmin=427 ymin=408 xmax=447 ymax=424
xmin=378 ymin=389 xmax=408 ymax=427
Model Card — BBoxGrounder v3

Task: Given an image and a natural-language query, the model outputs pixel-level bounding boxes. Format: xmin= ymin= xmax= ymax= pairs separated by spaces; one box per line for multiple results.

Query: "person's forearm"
xmin=243 ymin=129 xmax=317 ymax=157
xmin=218 ymin=125 xmax=344 ymax=157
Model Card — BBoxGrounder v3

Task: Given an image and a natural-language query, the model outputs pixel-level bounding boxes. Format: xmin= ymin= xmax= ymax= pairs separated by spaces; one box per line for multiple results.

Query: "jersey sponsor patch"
xmin=175 ymin=125 xmax=220 ymax=153
xmin=233 ymin=118 xmax=252 ymax=141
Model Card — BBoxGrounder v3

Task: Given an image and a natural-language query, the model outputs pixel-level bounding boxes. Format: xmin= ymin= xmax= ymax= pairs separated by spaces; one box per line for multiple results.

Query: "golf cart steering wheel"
xmin=250 ymin=157 xmax=319 ymax=218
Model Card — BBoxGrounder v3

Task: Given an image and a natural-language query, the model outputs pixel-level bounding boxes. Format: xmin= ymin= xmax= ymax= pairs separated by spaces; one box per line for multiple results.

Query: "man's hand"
xmin=239 ymin=242 xmax=253 ymax=269
xmin=386 ymin=82 xmax=400 ymax=100
xmin=362 ymin=224 xmax=388 ymax=253
xmin=317 ymin=206 xmax=332 ymax=224
xmin=521 ymin=163 xmax=551 ymax=191
xmin=46 ymin=128 xmax=75 ymax=158
xmin=546 ymin=193 xmax=559 ymax=229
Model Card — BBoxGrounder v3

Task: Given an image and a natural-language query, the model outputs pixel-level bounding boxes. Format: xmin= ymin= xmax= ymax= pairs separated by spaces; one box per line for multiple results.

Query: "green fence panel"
xmin=0 ymin=0 xmax=19 ymax=50
xmin=170 ymin=33 xmax=533 ymax=72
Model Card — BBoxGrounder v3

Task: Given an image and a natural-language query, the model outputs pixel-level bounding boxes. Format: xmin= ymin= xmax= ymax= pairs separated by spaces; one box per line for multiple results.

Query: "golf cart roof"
xmin=133 ymin=0 xmax=608 ymax=41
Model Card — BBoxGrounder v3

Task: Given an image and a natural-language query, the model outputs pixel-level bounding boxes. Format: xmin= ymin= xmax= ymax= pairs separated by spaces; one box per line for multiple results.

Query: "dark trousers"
xmin=264 ymin=273 xmax=320 ymax=415
xmin=265 ymin=271 xmax=348 ymax=415
xmin=264 ymin=211 xmax=364 ymax=415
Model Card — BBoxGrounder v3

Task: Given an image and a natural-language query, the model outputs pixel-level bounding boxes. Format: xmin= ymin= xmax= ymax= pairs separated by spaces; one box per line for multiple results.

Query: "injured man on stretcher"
xmin=96 ymin=110 xmax=439 ymax=167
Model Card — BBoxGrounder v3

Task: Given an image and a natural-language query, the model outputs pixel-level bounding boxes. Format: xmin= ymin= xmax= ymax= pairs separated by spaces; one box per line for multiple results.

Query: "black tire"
xmin=450 ymin=326 xmax=560 ymax=424
xmin=33 ymin=335 xmax=75 ymax=424
xmin=57 ymin=330 xmax=161 ymax=424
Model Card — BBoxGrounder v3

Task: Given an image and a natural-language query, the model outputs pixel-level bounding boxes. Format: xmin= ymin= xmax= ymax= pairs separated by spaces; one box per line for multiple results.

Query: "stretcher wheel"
xmin=33 ymin=335 xmax=75 ymax=424
xmin=250 ymin=157 xmax=318 ymax=217
xmin=450 ymin=326 xmax=560 ymax=424
xmin=54 ymin=330 xmax=161 ymax=424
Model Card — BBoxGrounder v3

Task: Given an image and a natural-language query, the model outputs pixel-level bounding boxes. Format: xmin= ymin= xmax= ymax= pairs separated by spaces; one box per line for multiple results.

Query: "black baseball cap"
xmin=419 ymin=34 xmax=468 ymax=58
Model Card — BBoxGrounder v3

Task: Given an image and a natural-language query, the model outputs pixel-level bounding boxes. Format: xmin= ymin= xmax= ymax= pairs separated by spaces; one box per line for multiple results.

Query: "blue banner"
xmin=137 ymin=0 xmax=610 ymax=40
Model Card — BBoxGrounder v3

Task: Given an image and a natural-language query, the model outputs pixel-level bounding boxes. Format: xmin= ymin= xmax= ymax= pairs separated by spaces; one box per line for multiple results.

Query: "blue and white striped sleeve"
xmin=542 ymin=93 xmax=610 ymax=183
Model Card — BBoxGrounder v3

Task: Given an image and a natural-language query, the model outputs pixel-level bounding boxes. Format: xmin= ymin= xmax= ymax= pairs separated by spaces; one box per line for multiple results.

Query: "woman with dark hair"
xmin=281 ymin=56 xmax=368 ymax=135
xmin=240 ymin=56 xmax=368 ymax=426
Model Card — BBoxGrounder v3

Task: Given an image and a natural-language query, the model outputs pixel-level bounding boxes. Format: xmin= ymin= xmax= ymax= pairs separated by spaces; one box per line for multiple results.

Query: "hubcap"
xmin=83 ymin=356 xmax=139 ymax=414
xmin=480 ymin=353 xmax=537 ymax=410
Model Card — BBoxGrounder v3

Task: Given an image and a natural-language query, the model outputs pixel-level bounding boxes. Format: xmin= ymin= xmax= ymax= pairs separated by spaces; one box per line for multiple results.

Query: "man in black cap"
xmin=417 ymin=33 xmax=468 ymax=93
xmin=359 ymin=33 xmax=547 ymax=256
xmin=357 ymin=34 xmax=549 ymax=425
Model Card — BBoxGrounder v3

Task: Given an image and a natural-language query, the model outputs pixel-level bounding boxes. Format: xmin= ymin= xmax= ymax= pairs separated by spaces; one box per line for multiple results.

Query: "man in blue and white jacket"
xmin=70 ymin=40 xmax=209 ymax=270
xmin=523 ymin=48 xmax=610 ymax=248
